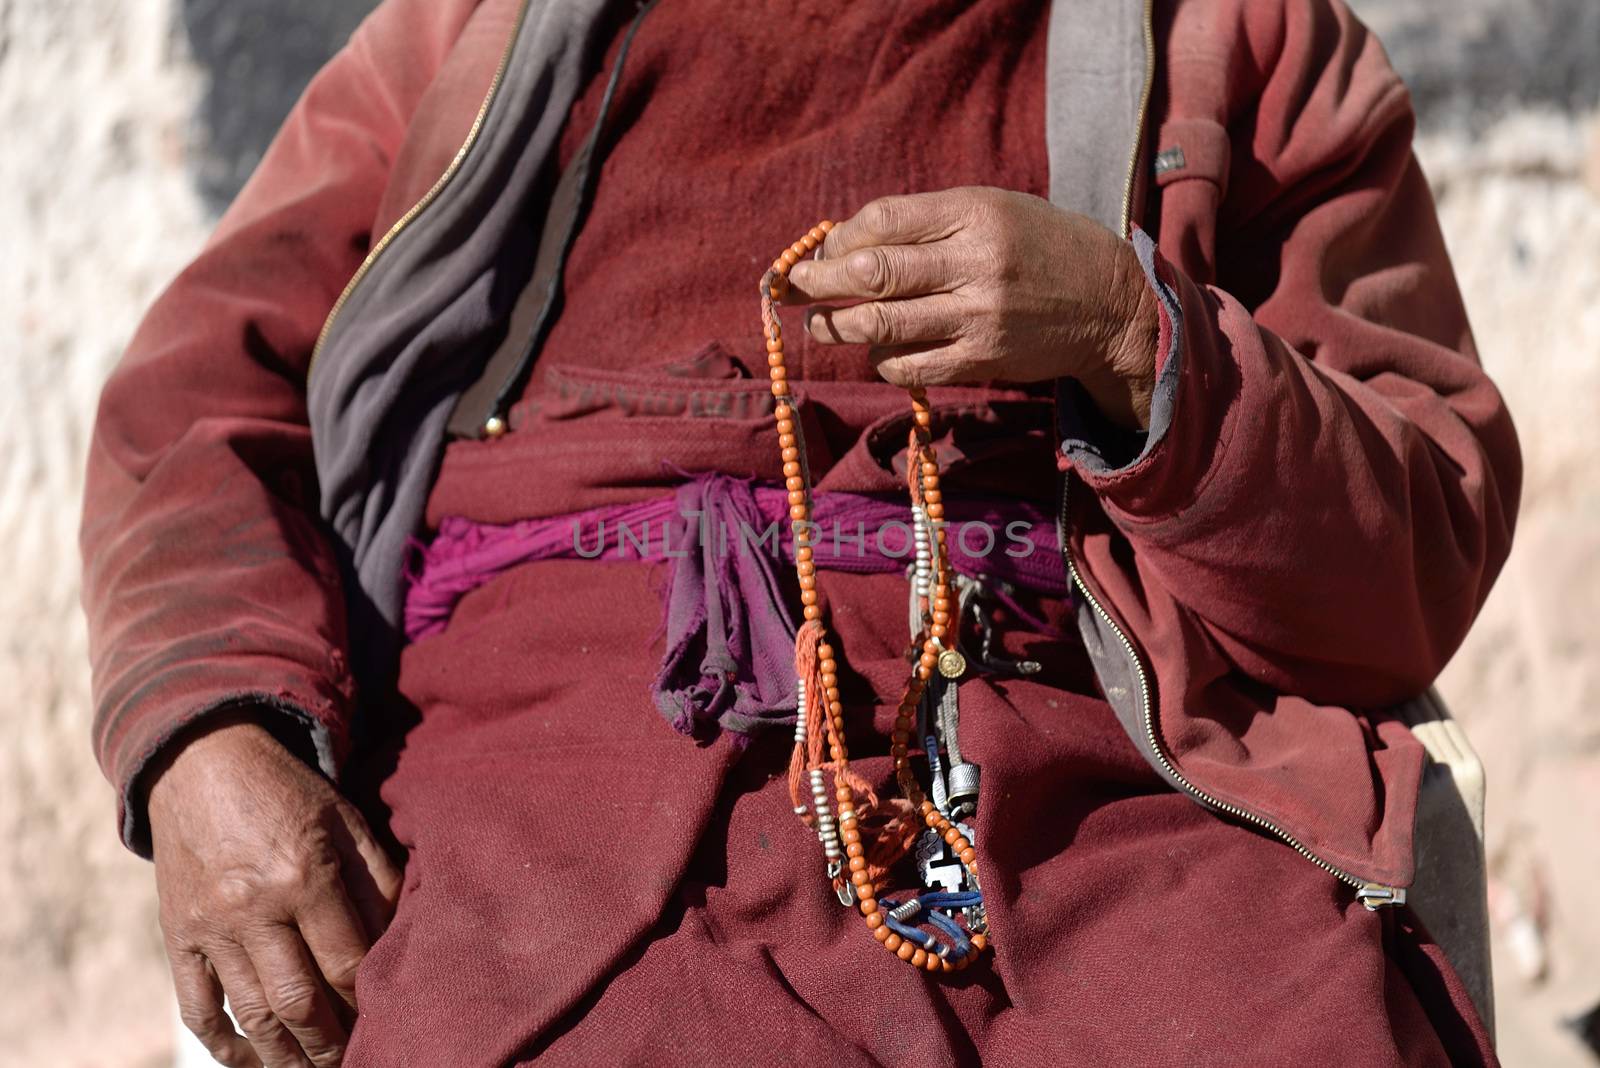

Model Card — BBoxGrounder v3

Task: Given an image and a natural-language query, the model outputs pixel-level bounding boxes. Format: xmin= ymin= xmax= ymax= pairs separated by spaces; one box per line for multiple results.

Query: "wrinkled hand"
xmin=148 ymin=713 xmax=402 ymax=1068
xmin=785 ymin=186 xmax=1158 ymax=428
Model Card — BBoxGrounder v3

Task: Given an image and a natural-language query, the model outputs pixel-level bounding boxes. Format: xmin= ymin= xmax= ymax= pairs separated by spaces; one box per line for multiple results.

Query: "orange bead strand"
xmin=762 ymin=222 xmax=987 ymax=973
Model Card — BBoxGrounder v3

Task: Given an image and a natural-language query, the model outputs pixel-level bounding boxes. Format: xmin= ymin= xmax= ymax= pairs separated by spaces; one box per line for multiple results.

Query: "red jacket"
xmin=82 ymin=0 xmax=1517 ymax=931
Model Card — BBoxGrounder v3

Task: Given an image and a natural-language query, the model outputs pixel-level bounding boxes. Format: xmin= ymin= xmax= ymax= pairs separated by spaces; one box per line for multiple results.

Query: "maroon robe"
xmin=344 ymin=1 xmax=1480 ymax=1063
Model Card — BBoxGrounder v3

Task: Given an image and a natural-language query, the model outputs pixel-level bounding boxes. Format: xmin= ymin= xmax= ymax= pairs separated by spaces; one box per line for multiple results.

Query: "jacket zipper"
xmin=307 ymin=0 xmax=536 ymax=382
xmin=1064 ymin=0 xmax=1405 ymax=910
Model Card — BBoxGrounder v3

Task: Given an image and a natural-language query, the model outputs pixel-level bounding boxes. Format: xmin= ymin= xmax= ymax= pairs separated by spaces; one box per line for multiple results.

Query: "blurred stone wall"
xmin=1 ymin=0 xmax=1595 ymax=1065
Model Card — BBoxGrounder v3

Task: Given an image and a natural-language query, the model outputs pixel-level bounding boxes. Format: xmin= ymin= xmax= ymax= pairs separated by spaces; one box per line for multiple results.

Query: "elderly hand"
xmin=147 ymin=712 xmax=402 ymax=1068
xmin=784 ymin=186 xmax=1159 ymax=429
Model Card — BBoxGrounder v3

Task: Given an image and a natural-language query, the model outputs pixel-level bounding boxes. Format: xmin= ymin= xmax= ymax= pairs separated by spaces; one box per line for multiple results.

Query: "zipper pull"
xmin=1356 ymin=883 xmax=1408 ymax=910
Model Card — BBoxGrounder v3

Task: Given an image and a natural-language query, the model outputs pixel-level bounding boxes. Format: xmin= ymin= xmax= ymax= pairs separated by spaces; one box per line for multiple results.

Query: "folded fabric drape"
xmin=405 ymin=472 xmax=1066 ymax=739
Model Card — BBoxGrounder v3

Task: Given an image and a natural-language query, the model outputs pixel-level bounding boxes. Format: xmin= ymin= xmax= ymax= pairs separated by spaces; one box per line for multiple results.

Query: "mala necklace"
xmin=761 ymin=223 xmax=989 ymax=974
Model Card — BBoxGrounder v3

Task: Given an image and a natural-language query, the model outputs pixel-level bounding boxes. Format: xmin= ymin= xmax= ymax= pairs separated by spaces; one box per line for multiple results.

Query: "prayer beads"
xmin=761 ymin=222 xmax=987 ymax=973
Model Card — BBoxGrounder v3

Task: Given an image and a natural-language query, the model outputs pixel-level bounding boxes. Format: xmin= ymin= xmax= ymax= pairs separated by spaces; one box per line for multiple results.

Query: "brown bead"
xmin=817 ymin=220 xmax=834 ymax=233
xmin=932 ymin=597 xmax=950 ymax=613
xmin=922 ymin=489 xmax=941 ymax=505
xmin=911 ymin=949 xmax=928 ymax=967
xmin=826 ymin=687 xmax=841 ymax=703
xmin=890 ymin=743 xmax=908 ymax=760
xmin=924 ymin=952 xmax=942 ymax=973
xmin=859 ymin=896 xmax=878 ymax=916
xmin=801 ymin=232 xmax=819 ymax=251
xmin=943 ymin=827 xmax=962 ymax=845
xmin=790 ymin=241 xmax=808 ymax=258
xmin=771 ymin=380 xmax=790 ymax=397
xmin=780 ymin=248 xmax=800 ymax=266
xmin=780 ymin=447 xmax=799 ymax=464
xmin=803 ymin=605 xmax=820 ymax=621
xmin=772 ymin=258 xmax=788 ymax=274
xmin=940 ymin=957 xmax=954 ymax=973
xmin=801 ymin=590 xmax=817 ymax=606
xmin=774 ymin=403 xmax=793 ymax=421
xmin=820 ymin=670 xmax=837 ymax=687
xmin=798 ymin=574 xmax=816 ymax=592
xmin=829 ymin=701 xmax=843 ymax=716
xmin=845 ymin=855 xmax=864 ymax=873
xmin=797 ymin=560 xmax=815 ymax=577
xmin=865 ymin=911 xmax=885 ymax=930
xmin=790 ymin=505 xmax=808 ymax=522
xmin=842 ymin=828 xmax=860 ymax=845
xmin=921 ymin=461 xmax=938 ymax=477
xmin=874 ymin=925 xmax=892 ymax=943
xmin=891 ymin=729 xmax=909 ymax=745
xmin=776 ymin=417 xmax=794 ymax=433
xmin=930 ymin=624 xmax=947 ymax=640
xmin=926 ymin=503 xmax=944 ymax=520
xmin=971 ymin=934 xmax=987 ymax=952
xmin=766 ymin=336 xmax=784 ymax=353
xmin=897 ymin=942 xmax=916 ymax=962
xmin=959 ymin=847 xmax=976 ymax=865
xmin=925 ymin=810 xmax=942 ymax=827
xmin=782 ymin=461 xmax=801 ymax=478
xmin=787 ymin=489 xmax=805 ymax=507
xmin=847 ymin=842 xmax=864 ymax=859
xmin=770 ymin=364 xmax=787 ymax=381
xmin=808 ymin=226 xmax=827 ymax=243
xmin=767 ymin=353 xmax=784 ymax=369
xmin=952 ymin=837 xmax=970 ymax=854
xmin=885 ymin=933 xmax=903 ymax=952
xmin=918 ymin=800 xmax=936 ymax=815
xmin=913 ymin=410 xmax=932 ymax=429
xmin=829 ymin=745 xmax=842 ymax=761
xmin=778 ymin=432 xmax=796 ymax=449
xmin=919 ymin=651 xmax=938 ymax=670
xmin=795 ymin=543 xmax=813 ymax=559
xmin=785 ymin=476 xmax=804 ymax=492
xmin=817 ymin=643 xmax=834 ymax=660
xmin=850 ymin=869 xmax=871 ymax=888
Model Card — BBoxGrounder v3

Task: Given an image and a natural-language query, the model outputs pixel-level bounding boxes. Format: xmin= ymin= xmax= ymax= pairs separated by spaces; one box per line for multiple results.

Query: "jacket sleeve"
xmin=80 ymin=0 xmax=478 ymax=854
xmin=1057 ymin=0 xmax=1521 ymax=708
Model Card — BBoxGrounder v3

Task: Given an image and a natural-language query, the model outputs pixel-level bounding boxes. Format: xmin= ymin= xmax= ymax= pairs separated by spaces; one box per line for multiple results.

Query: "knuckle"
xmin=210 ymin=874 xmax=263 ymax=915
xmin=303 ymin=1036 xmax=349 ymax=1068
xmin=863 ymin=196 xmax=905 ymax=237
xmin=322 ymin=952 xmax=364 ymax=993
xmin=268 ymin=977 xmax=323 ymax=1027
xmin=178 ymin=1000 xmax=224 ymax=1039
xmin=865 ymin=302 xmax=897 ymax=342
xmin=230 ymin=997 xmax=279 ymax=1038
xmin=846 ymin=248 xmax=890 ymax=294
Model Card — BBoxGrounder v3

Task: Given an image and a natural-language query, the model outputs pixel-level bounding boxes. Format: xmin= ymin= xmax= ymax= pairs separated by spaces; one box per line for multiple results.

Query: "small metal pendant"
xmin=915 ymin=820 xmax=976 ymax=895
xmin=937 ymin=648 xmax=967 ymax=678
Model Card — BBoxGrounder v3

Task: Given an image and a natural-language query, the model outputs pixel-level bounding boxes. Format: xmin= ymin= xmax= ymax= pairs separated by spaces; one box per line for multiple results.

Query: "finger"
xmin=208 ymin=941 xmax=312 ymax=1068
xmin=170 ymin=948 xmax=262 ymax=1068
xmin=295 ymin=884 xmax=371 ymax=1015
xmin=806 ymin=295 xmax=967 ymax=347
xmin=785 ymin=243 xmax=971 ymax=305
xmin=242 ymin=923 xmax=350 ymax=1068
xmin=818 ymin=193 xmax=967 ymax=263
xmin=333 ymin=803 xmax=404 ymax=942
xmin=867 ymin=340 xmax=978 ymax=388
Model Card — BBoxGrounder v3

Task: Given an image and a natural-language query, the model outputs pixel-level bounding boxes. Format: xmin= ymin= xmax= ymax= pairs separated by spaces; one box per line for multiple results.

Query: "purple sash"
xmin=406 ymin=473 xmax=1067 ymax=740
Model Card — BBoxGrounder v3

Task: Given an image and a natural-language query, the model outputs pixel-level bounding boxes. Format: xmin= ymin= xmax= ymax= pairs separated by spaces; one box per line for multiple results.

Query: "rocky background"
xmin=2 ymin=0 xmax=1596 ymax=1064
